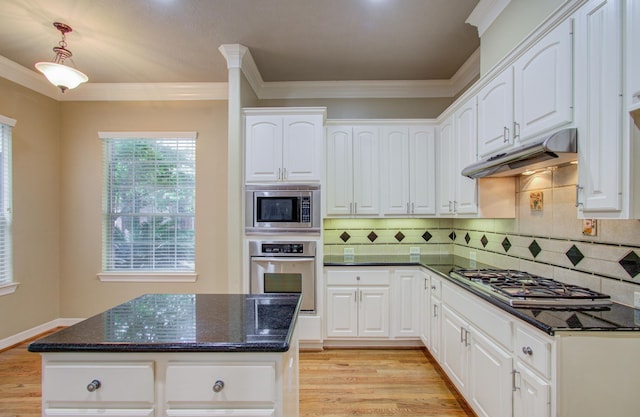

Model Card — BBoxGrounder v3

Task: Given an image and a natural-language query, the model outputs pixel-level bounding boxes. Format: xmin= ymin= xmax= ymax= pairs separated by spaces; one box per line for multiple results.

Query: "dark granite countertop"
xmin=28 ymin=293 xmax=301 ymax=353
xmin=325 ymin=254 xmax=640 ymax=335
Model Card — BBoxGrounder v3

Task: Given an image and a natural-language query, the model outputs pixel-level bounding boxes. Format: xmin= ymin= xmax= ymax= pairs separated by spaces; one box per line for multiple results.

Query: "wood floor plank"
xmin=1 ymin=336 xmax=474 ymax=417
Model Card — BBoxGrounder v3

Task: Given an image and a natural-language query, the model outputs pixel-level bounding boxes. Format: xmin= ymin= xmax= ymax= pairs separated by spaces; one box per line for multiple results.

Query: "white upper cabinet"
xmin=380 ymin=124 xmax=436 ymax=215
xmin=575 ymin=0 xmax=624 ymax=215
xmin=245 ymin=108 xmax=325 ymax=183
xmin=477 ymin=19 xmax=573 ymax=158
xmin=477 ymin=69 xmax=515 ymax=157
xmin=326 ymin=125 xmax=380 ymax=216
xmin=513 ymin=18 xmax=574 ymax=143
xmin=626 ymin=0 xmax=640 ymax=111
xmin=438 ymin=98 xmax=479 ymax=216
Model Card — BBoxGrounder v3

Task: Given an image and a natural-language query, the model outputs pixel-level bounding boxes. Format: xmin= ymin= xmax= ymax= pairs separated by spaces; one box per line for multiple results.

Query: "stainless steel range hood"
xmin=461 ymin=128 xmax=577 ymax=179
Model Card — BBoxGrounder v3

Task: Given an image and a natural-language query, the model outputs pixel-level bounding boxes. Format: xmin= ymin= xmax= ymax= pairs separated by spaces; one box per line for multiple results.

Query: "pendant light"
xmin=35 ymin=22 xmax=88 ymax=93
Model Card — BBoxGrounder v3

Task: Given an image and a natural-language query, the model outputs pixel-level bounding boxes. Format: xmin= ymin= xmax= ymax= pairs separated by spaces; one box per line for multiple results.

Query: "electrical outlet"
xmin=410 ymin=247 xmax=421 ymax=255
xmin=343 ymin=248 xmax=355 ymax=255
xmin=469 ymin=251 xmax=477 ymax=261
xmin=634 ymin=292 xmax=640 ymax=309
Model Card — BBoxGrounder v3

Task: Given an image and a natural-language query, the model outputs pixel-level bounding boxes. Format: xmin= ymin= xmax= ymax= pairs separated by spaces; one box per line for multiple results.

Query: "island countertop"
xmin=28 ymin=293 xmax=302 ymax=353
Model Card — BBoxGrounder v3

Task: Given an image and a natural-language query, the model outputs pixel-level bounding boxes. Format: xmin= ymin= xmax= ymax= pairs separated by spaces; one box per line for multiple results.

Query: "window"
xmin=99 ymin=132 xmax=197 ymax=282
xmin=0 ymin=115 xmax=15 ymax=296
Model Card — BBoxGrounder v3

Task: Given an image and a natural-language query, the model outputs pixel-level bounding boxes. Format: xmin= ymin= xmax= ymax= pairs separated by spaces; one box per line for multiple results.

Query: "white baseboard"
xmin=0 ymin=318 xmax=84 ymax=350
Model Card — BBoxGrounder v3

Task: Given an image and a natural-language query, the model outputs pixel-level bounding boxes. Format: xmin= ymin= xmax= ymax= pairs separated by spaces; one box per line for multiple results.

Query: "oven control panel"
xmin=262 ymin=243 xmax=304 ymax=254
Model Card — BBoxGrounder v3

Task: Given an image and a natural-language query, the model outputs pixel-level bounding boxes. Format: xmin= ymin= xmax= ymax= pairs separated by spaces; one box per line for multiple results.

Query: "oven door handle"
xmin=252 ymin=257 xmax=315 ymax=263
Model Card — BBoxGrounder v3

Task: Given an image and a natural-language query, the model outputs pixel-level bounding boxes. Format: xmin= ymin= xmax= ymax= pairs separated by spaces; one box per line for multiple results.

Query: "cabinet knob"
xmin=431 ymin=285 xmax=436 ymax=290
xmin=86 ymin=379 xmax=101 ymax=392
xmin=213 ymin=380 xmax=225 ymax=393
xmin=522 ymin=346 xmax=533 ymax=356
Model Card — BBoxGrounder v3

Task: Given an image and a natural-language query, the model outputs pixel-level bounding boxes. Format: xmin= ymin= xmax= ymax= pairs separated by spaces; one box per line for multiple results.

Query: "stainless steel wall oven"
xmin=249 ymin=241 xmax=316 ymax=314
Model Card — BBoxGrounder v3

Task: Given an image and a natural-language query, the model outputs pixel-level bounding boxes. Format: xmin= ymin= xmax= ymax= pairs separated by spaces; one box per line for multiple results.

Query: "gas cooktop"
xmin=449 ymin=268 xmax=612 ymax=308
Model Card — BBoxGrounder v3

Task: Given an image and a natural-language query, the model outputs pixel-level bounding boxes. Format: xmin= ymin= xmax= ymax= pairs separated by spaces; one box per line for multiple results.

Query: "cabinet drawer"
xmin=43 ymin=361 xmax=154 ymax=403
xmin=443 ymin=283 xmax=512 ymax=350
xmin=165 ymin=362 xmax=276 ymax=403
xmin=326 ymin=270 xmax=390 ymax=286
xmin=515 ymin=326 xmax=552 ymax=378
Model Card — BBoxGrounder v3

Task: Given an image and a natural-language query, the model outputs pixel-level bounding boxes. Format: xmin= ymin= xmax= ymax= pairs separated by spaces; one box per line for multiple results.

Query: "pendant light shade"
xmin=35 ymin=22 xmax=88 ymax=92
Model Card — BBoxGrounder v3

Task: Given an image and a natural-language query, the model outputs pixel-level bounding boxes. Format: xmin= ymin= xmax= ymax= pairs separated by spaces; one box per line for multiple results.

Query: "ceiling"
xmin=0 ymin=0 xmax=480 ymax=86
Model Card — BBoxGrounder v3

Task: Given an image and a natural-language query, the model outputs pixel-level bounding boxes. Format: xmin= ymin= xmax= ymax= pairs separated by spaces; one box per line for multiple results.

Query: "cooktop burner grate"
xmin=449 ymin=268 xmax=612 ymax=308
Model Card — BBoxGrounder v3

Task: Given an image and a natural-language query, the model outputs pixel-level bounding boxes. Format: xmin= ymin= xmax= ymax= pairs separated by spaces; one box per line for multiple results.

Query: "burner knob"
xmin=522 ymin=346 xmax=534 ymax=356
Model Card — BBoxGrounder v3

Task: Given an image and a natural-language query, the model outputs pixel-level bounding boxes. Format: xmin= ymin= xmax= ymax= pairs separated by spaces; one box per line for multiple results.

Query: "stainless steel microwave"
xmin=245 ymin=184 xmax=321 ymax=234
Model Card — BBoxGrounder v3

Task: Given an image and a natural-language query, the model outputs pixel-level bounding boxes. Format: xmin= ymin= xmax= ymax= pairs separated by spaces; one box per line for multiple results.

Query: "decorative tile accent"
xmin=340 ymin=232 xmax=351 ymax=242
xmin=528 ymin=240 xmax=542 ymax=258
xmin=367 ymin=231 xmax=378 ymax=242
xmin=465 ymin=233 xmax=471 ymax=244
xmin=566 ymin=313 xmax=583 ymax=329
xmin=422 ymin=231 xmax=432 ymax=242
xmin=394 ymin=231 xmax=405 ymax=242
xmin=565 ymin=245 xmax=585 ymax=267
xmin=481 ymin=235 xmax=489 ymax=248
xmin=619 ymin=251 xmax=640 ymax=278
xmin=449 ymin=231 xmax=457 ymax=241
xmin=502 ymin=237 xmax=512 ymax=253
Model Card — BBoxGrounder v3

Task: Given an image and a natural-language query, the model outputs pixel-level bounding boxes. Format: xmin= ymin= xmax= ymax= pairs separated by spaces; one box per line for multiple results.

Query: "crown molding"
xmin=466 ymin=0 xmax=512 ymax=37
xmin=2 ymin=44 xmax=480 ymax=101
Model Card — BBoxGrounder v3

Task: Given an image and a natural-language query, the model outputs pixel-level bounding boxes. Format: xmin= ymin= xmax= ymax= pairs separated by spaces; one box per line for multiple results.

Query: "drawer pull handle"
xmin=213 ymin=380 xmax=225 ymax=393
xmin=86 ymin=379 xmax=101 ymax=392
xmin=522 ymin=346 xmax=533 ymax=356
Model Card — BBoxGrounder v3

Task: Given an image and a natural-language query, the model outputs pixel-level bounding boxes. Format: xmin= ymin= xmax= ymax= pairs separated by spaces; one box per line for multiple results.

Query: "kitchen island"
xmin=29 ymin=293 xmax=301 ymax=417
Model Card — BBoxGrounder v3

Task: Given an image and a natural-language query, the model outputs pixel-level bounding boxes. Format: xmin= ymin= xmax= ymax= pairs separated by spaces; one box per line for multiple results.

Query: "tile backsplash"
xmin=323 ymin=165 xmax=640 ymax=306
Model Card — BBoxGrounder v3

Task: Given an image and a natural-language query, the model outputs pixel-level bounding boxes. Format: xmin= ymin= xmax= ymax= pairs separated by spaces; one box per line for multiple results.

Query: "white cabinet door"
xmin=380 ymin=125 xmax=436 ymax=216
xmin=409 ymin=126 xmax=436 ymax=215
xmin=420 ymin=273 xmax=431 ymax=346
xmin=325 ymin=287 xmax=358 ymax=338
xmin=326 ymin=126 xmax=379 ymax=216
xmin=628 ymin=0 xmax=640 ymax=110
xmin=381 ymin=126 xmax=410 ymax=215
xmin=429 ymin=297 xmax=442 ymax=360
xmin=282 ymin=115 xmax=323 ymax=182
xmin=352 ymin=127 xmax=380 ymax=215
xmin=392 ymin=270 xmax=422 ymax=338
xmin=437 ymin=116 xmax=456 ymax=215
xmin=477 ymin=69 xmax=514 ymax=157
xmin=246 ymin=116 xmax=283 ymax=183
xmin=513 ymin=361 xmax=551 ymax=417
xmin=326 ymin=126 xmax=354 ymax=215
xmin=454 ymin=99 xmax=479 ymax=215
xmin=467 ymin=328 xmax=513 ymax=417
xmin=441 ymin=305 xmax=469 ymax=394
xmin=575 ymin=0 xmax=623 ymax=214
xmin=514 ymin=19 xmax=573 ymax=143
xmin=359 ymin=287 xmax=390 ymax=338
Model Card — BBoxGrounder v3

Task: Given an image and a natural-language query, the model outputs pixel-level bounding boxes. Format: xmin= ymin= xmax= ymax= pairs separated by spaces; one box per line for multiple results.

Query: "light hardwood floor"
xmin=1 ymin=336 xmax=474 ymax=417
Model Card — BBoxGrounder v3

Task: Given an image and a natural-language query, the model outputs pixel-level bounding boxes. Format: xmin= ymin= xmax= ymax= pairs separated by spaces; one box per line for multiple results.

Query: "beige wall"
xmin=480 ymin=0 xmax=565 ymax=75
xmin=57 ymin=101 xmax=229 ymax=317
xmin=0 ymin=78 xmax=61 ymax=339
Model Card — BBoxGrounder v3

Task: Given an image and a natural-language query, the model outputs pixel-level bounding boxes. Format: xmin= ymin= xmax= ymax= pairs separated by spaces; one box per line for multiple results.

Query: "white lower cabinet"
xmin=391 ymin=269 xmax=423 ymax=338
xmin=428 ymin=277 xmax=442 ymax=361
xmin=325 ymin=269 xmax=390 ymax=338
xmin=513 ymin=360 xmax=551 ymax=417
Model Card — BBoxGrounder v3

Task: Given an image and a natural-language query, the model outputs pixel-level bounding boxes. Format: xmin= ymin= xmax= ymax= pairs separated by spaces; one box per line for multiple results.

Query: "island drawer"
xmin=43 ymin=361 xmax=154 ymax=403
xmin=165 ymin=362 xmax=276 ymax=403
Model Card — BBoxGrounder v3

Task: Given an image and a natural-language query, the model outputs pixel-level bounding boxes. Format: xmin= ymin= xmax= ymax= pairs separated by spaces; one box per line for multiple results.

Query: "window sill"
xmin=0 ymin=282 xmax=19 ymax=296
xmin=97 ymin=272 xmax=198 ymax=283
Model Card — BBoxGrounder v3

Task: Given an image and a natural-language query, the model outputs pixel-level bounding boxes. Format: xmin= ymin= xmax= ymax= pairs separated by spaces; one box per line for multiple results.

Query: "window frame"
xmin=98 ymin=131 xmax=198 ymax=283
xmin=0 ymin=114 xmax=16 ymax=296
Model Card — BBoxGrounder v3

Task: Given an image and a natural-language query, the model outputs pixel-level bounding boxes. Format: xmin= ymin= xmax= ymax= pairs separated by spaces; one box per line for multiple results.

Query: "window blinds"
xmin=0 ymin=117 xmax=13 ymax=287
xmin=101 ymin=135 xmax=196 ymax=272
